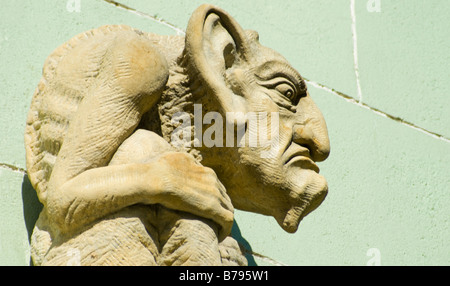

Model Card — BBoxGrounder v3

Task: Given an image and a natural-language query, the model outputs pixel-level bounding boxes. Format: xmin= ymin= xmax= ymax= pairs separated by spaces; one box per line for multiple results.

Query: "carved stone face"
xmin=184 ymin=5 xmax=331 ymax=233
xmin=224 ymin=48 xmax=330 ymax=233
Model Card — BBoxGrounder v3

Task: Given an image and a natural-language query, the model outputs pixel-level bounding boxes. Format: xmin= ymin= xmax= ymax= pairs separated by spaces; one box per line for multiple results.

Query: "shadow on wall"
xmin=21 ymin=174 xmax=43 ymax=266
xmin=21 ymin=174 xmax=43 ymax=244
xmin=20 ymin=174 xmax=257 ymax=266
xmin=231 ymin=222 xmax=257 ymax=266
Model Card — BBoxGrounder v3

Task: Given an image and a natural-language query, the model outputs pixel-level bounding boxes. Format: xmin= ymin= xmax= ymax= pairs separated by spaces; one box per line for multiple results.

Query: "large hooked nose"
xmin=292 ymin=118 xmax=330 ymax=162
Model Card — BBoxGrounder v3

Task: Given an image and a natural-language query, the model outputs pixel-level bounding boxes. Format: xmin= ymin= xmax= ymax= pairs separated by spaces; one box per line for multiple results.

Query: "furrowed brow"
xmin=254 ymin=61 xmax=306 ymax=91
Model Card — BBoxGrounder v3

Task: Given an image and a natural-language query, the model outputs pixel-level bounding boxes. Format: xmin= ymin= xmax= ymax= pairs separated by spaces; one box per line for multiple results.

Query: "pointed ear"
xmin=185 ymin=4 xmax=250 ymax=114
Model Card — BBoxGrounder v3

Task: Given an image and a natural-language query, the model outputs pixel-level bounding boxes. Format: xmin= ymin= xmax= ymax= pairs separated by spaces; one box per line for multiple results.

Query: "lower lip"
xmin=286 ymin=156 xmax=320 ymax=172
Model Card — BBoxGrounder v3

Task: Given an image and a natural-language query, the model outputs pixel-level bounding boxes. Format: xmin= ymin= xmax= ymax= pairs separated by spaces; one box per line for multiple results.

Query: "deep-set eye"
xmin=275 ymin=83 xmax=296 ymax=101
xmin=256 ymin=76 xmax=299 ymax=105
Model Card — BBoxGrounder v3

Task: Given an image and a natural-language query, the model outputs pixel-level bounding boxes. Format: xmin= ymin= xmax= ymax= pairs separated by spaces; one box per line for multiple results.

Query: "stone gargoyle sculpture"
xmin=25 ymin=4 xmax=330 ymax=266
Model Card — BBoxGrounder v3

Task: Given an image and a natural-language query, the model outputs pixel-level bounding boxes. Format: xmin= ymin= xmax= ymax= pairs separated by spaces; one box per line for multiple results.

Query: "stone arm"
xmin=44 ymin=31 xmax=233 ymax=239
xmin=48 ymin=153 xmax=233 ymax=240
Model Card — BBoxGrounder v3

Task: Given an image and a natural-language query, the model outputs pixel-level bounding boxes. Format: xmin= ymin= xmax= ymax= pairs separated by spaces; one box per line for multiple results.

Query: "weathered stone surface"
xmin=25 ymin=4 xmax=330 ymax=266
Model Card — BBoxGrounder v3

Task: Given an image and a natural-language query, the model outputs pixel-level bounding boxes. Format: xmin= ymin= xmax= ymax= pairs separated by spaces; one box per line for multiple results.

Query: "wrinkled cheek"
xmin=239 ymin=148 xmax=284 ymax=184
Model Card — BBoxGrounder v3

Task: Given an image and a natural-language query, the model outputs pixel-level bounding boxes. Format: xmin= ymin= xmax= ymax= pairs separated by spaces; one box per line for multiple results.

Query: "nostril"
xmin=313 ymin=143 xmax=330 ymax=162
xmin=292 ymin=124 xmax=330 ymax=162
xmin=292 ymin=125 xmax=313 ymax=144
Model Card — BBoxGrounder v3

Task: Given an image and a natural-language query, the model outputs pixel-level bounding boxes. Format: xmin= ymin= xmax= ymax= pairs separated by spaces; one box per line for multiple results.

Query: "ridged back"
xmin=24 ymin=25 xmax=184 ymax=203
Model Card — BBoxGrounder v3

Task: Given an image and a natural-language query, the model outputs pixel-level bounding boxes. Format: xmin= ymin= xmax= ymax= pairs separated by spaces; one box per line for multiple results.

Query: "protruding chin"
xmin=275 ymin=172 xmax=328 ymax=233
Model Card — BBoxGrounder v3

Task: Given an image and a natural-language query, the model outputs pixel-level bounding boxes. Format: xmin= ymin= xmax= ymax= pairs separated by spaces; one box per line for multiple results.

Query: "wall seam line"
xmin=101 ymin=0 xmax=185 ymax=35
xmin=0 ymin=163 xmax=26 ymax=174
xmin=238 ymin=243 xmax=288 ymax=266
xmin=305 ymin=79 xmax=450 ymax=143
xmin=350 ymin=0 xmax=363 ymax=104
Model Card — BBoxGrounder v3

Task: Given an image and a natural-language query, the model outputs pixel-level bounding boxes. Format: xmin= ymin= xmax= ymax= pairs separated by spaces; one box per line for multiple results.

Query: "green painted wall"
xmin=1 ymin=0 xmax=448 ymax=266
